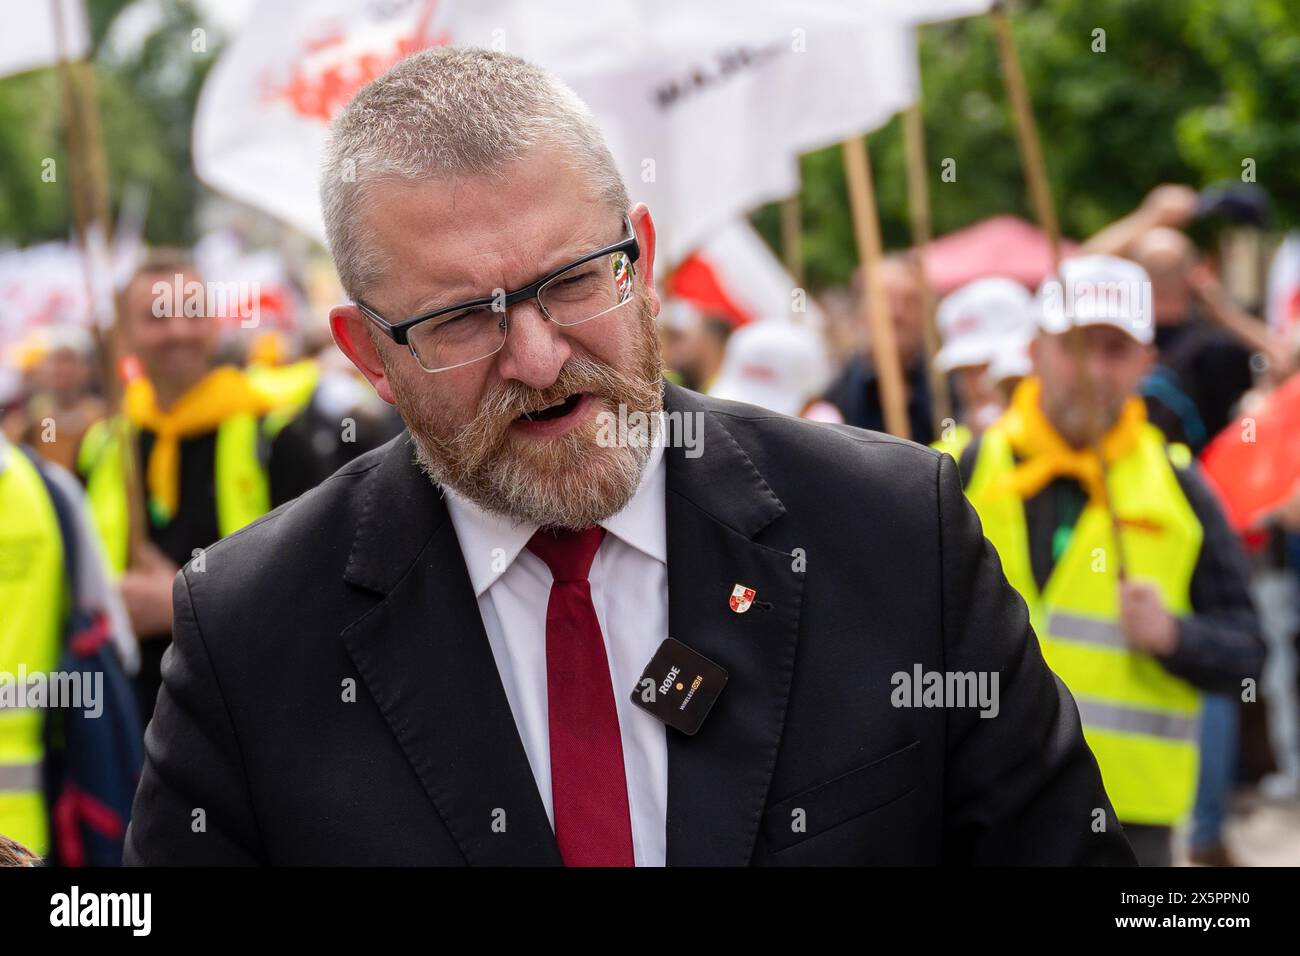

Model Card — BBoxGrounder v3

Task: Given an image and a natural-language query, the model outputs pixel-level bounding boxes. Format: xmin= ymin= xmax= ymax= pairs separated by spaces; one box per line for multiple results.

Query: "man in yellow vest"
xmin=1 ymin=430 xmax=139 ymax=861
xmin=78 ymin=251 xmax=328 ymax=725
xmin=951 ymin=255 xmax=1263 ymax=866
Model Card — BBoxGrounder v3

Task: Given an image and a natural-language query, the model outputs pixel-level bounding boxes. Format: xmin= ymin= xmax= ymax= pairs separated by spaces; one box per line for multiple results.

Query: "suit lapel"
xmin=336 ymin=384 xmax=803 ymax=867
xmin=660 ymin=383 xmax=804 ymax=865
xmin=340 ymin=435 xmax=561 ymax=865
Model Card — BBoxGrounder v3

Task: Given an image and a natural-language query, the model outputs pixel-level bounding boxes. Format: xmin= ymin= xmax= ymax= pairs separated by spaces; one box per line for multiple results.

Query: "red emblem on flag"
xmin=729 ymin=584 xmax=756 ymax=614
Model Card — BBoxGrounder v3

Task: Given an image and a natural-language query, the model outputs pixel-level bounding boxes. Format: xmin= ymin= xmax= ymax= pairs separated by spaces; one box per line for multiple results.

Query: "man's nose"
xmin=494 ymin=299 xmax=572 ymax=389
xmin=162 ymin=311 xmax=193 ymax=339
xmin=1085 ymin=349 xmax=1111 ymax=383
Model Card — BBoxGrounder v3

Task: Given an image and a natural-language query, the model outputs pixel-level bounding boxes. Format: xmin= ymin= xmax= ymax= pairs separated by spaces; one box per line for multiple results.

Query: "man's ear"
xmin=629 ymin=202 xmax=661 ymax=319
xmin=330 ymin=305 xmax=397 ymax=405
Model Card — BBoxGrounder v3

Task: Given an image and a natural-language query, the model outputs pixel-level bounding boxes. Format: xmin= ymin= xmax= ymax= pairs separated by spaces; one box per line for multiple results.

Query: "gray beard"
xmin=392 ymin=297 xmax=664 ymax=529
xmin=410 ymin=414 xmax=654 ymax=529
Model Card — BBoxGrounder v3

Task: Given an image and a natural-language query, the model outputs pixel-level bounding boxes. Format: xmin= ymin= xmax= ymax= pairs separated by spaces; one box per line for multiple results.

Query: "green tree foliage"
xmin=1177 ymin=0 xmax=1300 ymax=213
xmin=756 ymin=0 xmax=1300 ymax=290
xmin=0 ymin=70 xmax=69 ymax=244
xmin=0 ymin=0 xmax=214 ymax=247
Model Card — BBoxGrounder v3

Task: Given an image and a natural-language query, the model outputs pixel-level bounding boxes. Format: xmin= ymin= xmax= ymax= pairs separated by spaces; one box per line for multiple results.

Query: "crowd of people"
xmin=660 ymin=183 xmax=1299 ymax=866
xmin=1 ymin=168 xmax=1297 ymax=865
xmin=0 ymin=249 xmax=402 ymax=862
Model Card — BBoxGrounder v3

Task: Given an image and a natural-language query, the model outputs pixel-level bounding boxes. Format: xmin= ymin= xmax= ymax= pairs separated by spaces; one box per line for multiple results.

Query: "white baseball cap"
xmin=708 ymin=319 xmax=832 ymax=417
xmin=934 ymin=277 xmax=1033 ymax=373
xmin=989 ymin=330 xmax=1033 ymax=384
xmin=1034 ymin=255 xmax=1155 ymax=345
xmin=657 ymin=297 xmax=702 ymax=333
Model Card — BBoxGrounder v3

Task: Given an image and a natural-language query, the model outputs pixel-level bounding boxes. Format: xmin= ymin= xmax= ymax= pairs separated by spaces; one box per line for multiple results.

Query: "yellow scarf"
xmin=125 ymin=365 xmax=273 ymax=522
xmin=989 ymin=376 xmax=1147 ymax=505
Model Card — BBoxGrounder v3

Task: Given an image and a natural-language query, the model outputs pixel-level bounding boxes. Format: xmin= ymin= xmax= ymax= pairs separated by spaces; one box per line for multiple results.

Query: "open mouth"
xmin=517 ymin=392 xmax=584 ymax=423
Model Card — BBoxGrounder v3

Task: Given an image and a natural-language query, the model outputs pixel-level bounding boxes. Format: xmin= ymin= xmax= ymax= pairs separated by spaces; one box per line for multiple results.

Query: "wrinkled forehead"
xmin=360 ymin=150 xmax=619 ymax=311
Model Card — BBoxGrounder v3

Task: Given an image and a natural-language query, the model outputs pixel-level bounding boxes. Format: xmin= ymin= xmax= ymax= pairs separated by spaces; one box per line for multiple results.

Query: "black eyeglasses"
xmin=355 ymin=216 xmax=641 ymax=373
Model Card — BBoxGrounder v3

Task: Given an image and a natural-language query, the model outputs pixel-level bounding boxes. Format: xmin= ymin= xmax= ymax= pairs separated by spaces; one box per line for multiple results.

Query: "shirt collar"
xmin=443 ymin=415 xmax=667 ymax=597
xmin=599 ymin=422 xmax=667 ymax=565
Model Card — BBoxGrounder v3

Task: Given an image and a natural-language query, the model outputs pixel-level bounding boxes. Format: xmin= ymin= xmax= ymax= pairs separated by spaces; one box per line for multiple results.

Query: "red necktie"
xmin=527 ymin=525 xmax=635 ymax=867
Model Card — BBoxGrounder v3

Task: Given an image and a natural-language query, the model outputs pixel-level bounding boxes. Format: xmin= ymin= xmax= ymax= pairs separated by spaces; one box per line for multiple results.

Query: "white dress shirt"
xmin=442 ymin=430 xmax=669 ymax=866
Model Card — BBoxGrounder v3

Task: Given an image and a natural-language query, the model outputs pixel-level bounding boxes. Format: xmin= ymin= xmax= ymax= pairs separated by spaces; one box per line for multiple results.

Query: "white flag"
xmin=888 ymin=0 xmax=995 ymax=23
xmin=1268 ymin=233 xmax=1300 ymax=349
xmin=0 ymin=0 xmax=90 ymax=78
xmin=194 ymin=0 xmax=917 ymax=262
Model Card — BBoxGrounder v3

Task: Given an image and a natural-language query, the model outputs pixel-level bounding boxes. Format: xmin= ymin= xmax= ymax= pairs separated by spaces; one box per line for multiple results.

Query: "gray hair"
xmin=320 ymin=46 xmax=630 ymax=302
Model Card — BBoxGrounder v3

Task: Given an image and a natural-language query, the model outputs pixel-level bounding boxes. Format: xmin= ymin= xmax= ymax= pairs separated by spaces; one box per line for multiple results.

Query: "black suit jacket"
xmin=124 ymin=381 xmax=1135 ymax=865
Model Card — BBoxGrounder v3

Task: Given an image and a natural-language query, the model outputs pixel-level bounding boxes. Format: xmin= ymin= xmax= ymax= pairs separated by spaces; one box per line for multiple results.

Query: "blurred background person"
xmin=953 ymin=255 xmax=1264 ymax=866
xmin=2 ymin=326 xmax=105 ymax=473
xmin=656 ymin=298 xmax=734 ymax=393
xmin=707 ymin=317 xmax=840 ymax=421
xmin=1133 ymin=228 xmax=1255 ymax=454
xmin=1085 ymin=185 xmax=1294 ymax=860
xmin=268 ymin=331 xmax=406 ymax=484
xmin=76 ymin=249 xmax=330 ymax=725
xmin=988 ymin=331 xmax=1034 ymax=408
xmin=931 ymin=276 xmax=1033 ymax=456
xmin=1083 ymin=185 xmax=1262 ymax=454
xmin=655 ymin=298 xmax=700 ymax=388
xmin=821 ymin=257 xmax=935 ymax=442
xmin=0 ymin=428 xmax=140 ymax=865
xmin=244 ymin=326 xmax=404 ymax=492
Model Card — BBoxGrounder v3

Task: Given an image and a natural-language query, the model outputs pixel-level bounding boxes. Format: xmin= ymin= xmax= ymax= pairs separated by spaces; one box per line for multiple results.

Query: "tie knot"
xmin=526 ymin=526 xmax=606 ymax=583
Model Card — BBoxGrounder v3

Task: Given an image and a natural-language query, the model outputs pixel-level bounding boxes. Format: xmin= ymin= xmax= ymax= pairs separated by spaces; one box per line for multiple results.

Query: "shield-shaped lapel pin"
xmin=729 ymin=583 xmax=756 ymax=614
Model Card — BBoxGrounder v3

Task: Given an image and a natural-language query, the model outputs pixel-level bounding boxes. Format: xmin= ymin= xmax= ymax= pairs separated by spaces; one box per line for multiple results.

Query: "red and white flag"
xmin=671 ymin=219 xmax=825 ymax=328
xmin=193 ymin=0 xmax=919 ymax=261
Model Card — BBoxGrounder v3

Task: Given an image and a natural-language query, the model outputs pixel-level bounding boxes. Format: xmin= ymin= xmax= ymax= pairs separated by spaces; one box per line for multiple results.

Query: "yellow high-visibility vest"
xmin=246 ymin=358 xmax=320 ymax=424
xmin=0 ymin=444 xmax=65 ymax=856
xmin=931 ymin=423 xmax=973 ymax=461
xmin=966 ymin=420 xmax=1203 ymax=825
xmin=77 ymin=414 xmax=271 ymax=576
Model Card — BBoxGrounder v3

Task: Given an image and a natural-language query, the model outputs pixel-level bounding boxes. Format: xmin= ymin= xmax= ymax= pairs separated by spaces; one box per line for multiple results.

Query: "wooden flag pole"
xmin=991 ymin=2 xmax=1126 ymax=578
xmin=52 ymin=0 xmax=147 ymax=567
xmin=780 ymin=195 xmax=805 ymax=289
xmin=990 ymin=4 xmax=1060 ymax=267
xmin=842 ymin=135 xmax=910 ymax=439
xmin=901 ymin=99 xmax=952 ymax=437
